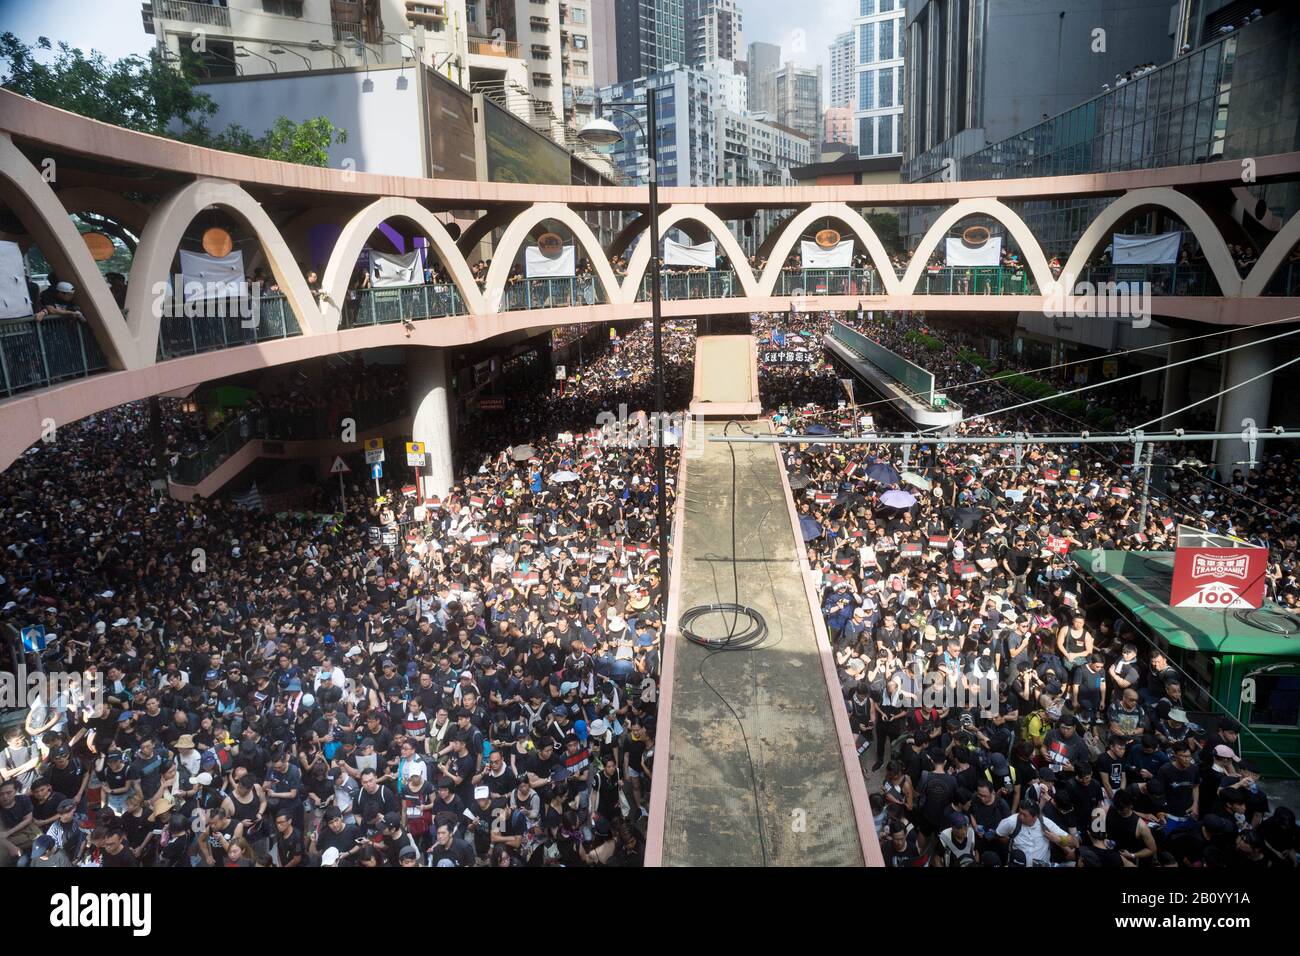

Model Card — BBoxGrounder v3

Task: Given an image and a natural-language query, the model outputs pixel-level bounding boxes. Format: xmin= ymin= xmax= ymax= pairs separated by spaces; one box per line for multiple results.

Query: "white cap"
xmin=321 ymin=847 xmax=341 ymax=866
xmin=473 ymin=786 xmax=490 ymax=800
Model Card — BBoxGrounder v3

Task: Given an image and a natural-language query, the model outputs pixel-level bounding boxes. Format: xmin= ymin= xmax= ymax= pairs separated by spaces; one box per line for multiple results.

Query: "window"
xmin=878 ymin=19 xmax=894 ymax=61
xmin=860 ymin=0 xmax=874 ymax=13
xmin=1246 ymin=672 xmax=1300 ymax=729
xmin=858 ymin=70 xmax=874 ymax=110
xmin=571 ymin=7 xmax=586 ymax=24
xmin=876 ymin=114 xmax=893 ymax=153
xmin=879 ymin=0 xmax=894 ymax=10
xmin=878 ymin=69 xmax=893 ymax=109
xmin=860 ymin=22 xmax=875 ymax=64
xmin=573 ymin=34 xmax=587 ymax=49
xmin=859 ymin=117 xmax=873 ymax=153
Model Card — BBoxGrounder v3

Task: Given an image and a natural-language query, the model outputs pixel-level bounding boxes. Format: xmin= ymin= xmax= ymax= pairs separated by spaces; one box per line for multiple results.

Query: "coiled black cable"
xmin=678 ymin=420 xmax=771 ymax=864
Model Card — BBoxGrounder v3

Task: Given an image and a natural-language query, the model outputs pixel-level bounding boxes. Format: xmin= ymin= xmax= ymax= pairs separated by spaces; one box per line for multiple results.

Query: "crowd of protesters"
xmin=0 ymin=322 xmax=694 ymax=868
xmin=771 ymin=311 xmax=1299 ymax=867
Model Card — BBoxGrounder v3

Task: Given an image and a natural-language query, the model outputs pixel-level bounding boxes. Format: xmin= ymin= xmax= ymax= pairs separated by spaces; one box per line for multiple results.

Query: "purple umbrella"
xmin=880 ymin=489 xmax=917 ymax=509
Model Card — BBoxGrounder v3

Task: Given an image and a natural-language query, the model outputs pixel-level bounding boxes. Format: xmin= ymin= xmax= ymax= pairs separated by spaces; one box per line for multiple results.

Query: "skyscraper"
xmin=745 ymin=40 xmax=781 ymax=114
xmin=828 ymin=29 xmax=855 ymax=109
xmin=615 ymin=0 xmax=687 ymax=82
xmin=775 ymin=62 xmax=822 ymax=155
xmin=853 ymin=0 xmax=905 ymax=157
xmin=687 ymin=0 xmax=744 ymax=68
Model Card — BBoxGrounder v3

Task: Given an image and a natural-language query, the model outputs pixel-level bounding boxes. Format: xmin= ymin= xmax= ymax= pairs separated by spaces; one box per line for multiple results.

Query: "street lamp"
xmin=268 ymin=45 xmax=312 ymax=70
xmin=235 ymin=45 xmax=279 ymax=73
xmin=578 ymin=92 xmax=670 ymax=621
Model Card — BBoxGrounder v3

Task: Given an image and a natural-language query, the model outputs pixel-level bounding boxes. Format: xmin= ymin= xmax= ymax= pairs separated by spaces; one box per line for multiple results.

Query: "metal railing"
xmin=157 ymin=0 xmax=232 ymax=28
xmin=468 ymin=35 xmax=522 ymax=58
xmin=831 ymin=320 xmax=939 ymax=406
xmin=1073 ymin=263 xmax=1218 ymax=296
xmin=499 ymin=276 xmax=607 ymax=310
xmin=635 ymin=269 xmax=742 ymax=301
xmin=0 ymin=316 xmax=109 ymax=398
xmin=342 ymin=284 xmax=467 ymax=328
xmin=770 ymin=268 xmax=882 ymax=297
xmin=1264 ymin=261 xmax=1300 ymax=296
xmin=170 ymin=393 xmax=407 ymax=485
xmin=156 ymin=295 xmax=302 ymax=361
xmin=912 ymin=266 xmax=1035 ymax=295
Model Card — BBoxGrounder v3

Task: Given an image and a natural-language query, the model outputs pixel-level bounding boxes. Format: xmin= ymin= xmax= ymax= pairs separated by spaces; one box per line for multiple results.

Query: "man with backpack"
xmin=995 ymin=801 xmax=1076 ymax=867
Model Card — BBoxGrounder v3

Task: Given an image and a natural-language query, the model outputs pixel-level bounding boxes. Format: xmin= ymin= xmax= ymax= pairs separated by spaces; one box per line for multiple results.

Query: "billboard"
xmin=1170 ymin=527 xmax=1268 ymax=609
xmin=422 ymin=67 xmax=477 ymax=180
xmin=480 ymin=97 xmax=571 ymax=185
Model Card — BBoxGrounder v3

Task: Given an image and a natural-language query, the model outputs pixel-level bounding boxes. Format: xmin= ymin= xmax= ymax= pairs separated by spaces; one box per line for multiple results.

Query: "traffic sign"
xmin=20 ymin=625 xmax=46 ymax=652
xmin=371 ymin=462 xmax=383 ymax=479
xmin=405 ymin=441 xmax=426 ymax=467
xmin=329 ymin=456 xmax=351 ymax=475
xmin=363 ymin=437 xmax=385 ymax=465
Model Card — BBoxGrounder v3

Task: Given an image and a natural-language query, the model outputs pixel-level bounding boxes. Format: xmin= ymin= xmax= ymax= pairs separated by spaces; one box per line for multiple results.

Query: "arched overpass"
xmin=4 ymin=90 xmax=1300 ymax=472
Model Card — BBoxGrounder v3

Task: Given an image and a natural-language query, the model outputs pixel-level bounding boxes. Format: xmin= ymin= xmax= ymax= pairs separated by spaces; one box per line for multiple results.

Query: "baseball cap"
xmin=1214 ymin=744 xmax=1239 ymax=761
xmin=398 ymin=844 xmax=420 ymax=861
xmin=949 ymin=812 xmax=968 ymax=829
xmin=383 ymin=811 xmax=402 ymax=829
xmin=56 ymin=281 xmax=74 ymax=293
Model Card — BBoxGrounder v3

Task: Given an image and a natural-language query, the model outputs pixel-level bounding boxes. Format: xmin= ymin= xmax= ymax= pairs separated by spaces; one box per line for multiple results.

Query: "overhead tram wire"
xmin=1132 ymin=351 xmax=1300 ymax=432
xmin=917 ymin=323 xmax=1300 ymax=434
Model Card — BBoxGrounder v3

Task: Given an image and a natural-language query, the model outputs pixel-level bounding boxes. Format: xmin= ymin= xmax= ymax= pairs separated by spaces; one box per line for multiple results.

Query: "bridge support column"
xmin=409 ymin=347 xmax=454 ymax=498
xmin=1214 ymin=327 xmax=1274 ymax=480
xmin=1161 ymin=337 xmax=1194 ymax=430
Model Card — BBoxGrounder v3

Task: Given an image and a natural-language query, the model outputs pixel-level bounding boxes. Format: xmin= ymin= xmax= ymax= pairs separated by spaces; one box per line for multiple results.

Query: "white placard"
xmin=944 ymin=236 xmax=1002 ymax=266
xmin=525 ymin=245 xmax=576 ymax=278
xmin=663 ymin=237 xmax=716 ymax=267
xmin=0 ymin=240 xmax=32 ymax=320
xmin=800 ymin=239 xmax=854 ymax=269
xmin=179 ymin=250 xmax=246 ymax=301
xmin=369 ymin=249 xmax=422 ymax=287
xmin=1111 ymin=231 xmax=1181 ymax=265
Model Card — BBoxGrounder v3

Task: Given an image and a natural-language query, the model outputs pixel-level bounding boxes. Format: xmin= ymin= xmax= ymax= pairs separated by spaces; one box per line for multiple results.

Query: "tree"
xmin=1 ymin=33 xmax=347 ymax=167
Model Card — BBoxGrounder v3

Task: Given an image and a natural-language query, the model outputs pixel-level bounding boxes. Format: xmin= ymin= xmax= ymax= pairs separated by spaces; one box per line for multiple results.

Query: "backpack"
xmin=1020 ymin=710 xmax=1050 ymax=745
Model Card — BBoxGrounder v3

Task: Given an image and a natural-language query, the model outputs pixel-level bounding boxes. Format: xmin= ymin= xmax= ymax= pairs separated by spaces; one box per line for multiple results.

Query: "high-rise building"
xmin=852 ymin=0 xmax=904 ymax=158
xmin=590 ymin=0 xmax=620 ymax=88
xmin=828 ymin=29 xmax=855 ymax=109
xmin=596 ymin=68 xmax=716 ymax=187
xmin=687 ymin=0 xmax=743 ymax=68
xmin=902 ymin=0 xmax=1172 ymax=179
xmin=774 ymin=62 xmax=822 ymax=156
xmin=823 ymin=106 xmax=856 ymax=150
xmin=745 ymin=40 xmax=781 ymax=114
xmin=614 ymin=0 xmax=686 ymax=82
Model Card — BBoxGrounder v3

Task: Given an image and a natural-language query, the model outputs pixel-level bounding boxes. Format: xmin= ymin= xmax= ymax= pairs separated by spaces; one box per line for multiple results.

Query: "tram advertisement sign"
xmin=1171 ymin=527 xmax=1267 ymax=609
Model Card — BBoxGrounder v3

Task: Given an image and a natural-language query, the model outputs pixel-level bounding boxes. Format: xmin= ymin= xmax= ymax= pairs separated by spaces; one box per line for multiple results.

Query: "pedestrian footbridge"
xmin=824 ymin=322 xmax=965 ymax=429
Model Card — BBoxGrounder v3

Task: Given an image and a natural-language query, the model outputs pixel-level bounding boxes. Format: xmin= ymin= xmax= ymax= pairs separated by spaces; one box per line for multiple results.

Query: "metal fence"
xmin=157 ymin=295 xmax=302 ymax=360
xmin=342 ymin=285 xmax=467 ymax=329
xmin=913 ymin=267 xmax=1035 ymax=295
xmin=499 ymin=276 xmax=607 ymax=311
xmin=1074 ymin=263 xmax=1217 ymax=296
xmin=0 ymin=316 xmax=109 ymax=398
xmin=831 ymin=321 xmax=937 ymax=405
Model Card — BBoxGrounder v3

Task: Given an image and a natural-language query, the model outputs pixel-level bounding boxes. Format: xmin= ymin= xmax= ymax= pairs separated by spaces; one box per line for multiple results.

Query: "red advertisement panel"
xmin=1170 ymin=547 xmax=1268 ymax=609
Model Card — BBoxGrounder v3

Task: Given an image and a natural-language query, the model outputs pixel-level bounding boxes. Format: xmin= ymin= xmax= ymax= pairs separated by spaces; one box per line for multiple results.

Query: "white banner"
xmin=944 ymin=236 xmax=1002 ymax=266
xmin=664 ymin=237 xmax=716 ymax=267
xmin=369 ymin=250 xmax=422 ymax=287
xmin=179 ymin=250 xmax=246 ymax=302
xmin=1111 ymin=231 xmax=1181 ymax=265
xmin=525 ymin=244 xmax=576 ymax=279
xmin=800 ymin=239 xmax=854 ymax=269
xmin=0 ymin=240 xmax=32 ymax=320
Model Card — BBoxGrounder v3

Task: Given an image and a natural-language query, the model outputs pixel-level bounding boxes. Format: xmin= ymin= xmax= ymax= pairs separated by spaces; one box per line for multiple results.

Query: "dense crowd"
xmin=0 ymin=323 xmax=690 ymax=868
xmin=775 ymin=313 xmax=1299 ymax=867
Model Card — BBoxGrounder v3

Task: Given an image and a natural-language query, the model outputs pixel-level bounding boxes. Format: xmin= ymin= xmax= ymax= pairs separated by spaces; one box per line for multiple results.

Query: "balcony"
xmin=468 ymin=34 xmax=522 ymax=59
xmin=153 ymin=0 xmax=232 ymax=29
xmin=530 ymin=45 xmax=552 ymax=60
xmin=261 ymin=0 xmax=304 ymax=16
xmin=530 ymin=16 xmax=550 ymax=32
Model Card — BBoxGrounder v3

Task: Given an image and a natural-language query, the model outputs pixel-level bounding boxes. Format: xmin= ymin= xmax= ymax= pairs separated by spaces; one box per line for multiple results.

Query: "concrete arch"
xmin=484 ymin=203 xmax=622 ymax=313
xmin=605 ymin=212 xmax=648 ymax=261
xmin=1244 ymin=209 xmax=1300 ymax=296
xmin=321 ymin=196 xmax=484 ymax=331
xmin=619 ymin=205 xmax=760 ymax=300
xmin=901 ymin=199 xmax=1054 ymax=296
xmin=759 ymin=203 xmax=903 ymax=296
xmin=1060 ymin=187 xmax=1241 ymax=295
xmin=0 ymin=134 xmax=133 ymax=368
xmin=54 ymin=186 xmax=151 ymax=237
xmin=457 ymin=205 xmax=526 ymax=258
xmin=124 ymin=178 xmax=324 ymax=366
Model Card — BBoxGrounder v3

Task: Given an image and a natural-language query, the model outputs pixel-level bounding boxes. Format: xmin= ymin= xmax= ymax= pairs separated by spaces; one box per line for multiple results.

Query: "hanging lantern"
xmin=82 ymin=232 xmax=115 ymax=262
xmin=202 ymin=227 xmax=234 ymax=257
xmin=815 ymin=228 xmax=842 ymax=248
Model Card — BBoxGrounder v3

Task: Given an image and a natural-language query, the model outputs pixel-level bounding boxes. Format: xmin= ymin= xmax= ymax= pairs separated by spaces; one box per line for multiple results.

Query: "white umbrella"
xmin=900 ymin=471 xmax=931 ymax=491
xmin=549 ymin=470 xmax=581 ymax=483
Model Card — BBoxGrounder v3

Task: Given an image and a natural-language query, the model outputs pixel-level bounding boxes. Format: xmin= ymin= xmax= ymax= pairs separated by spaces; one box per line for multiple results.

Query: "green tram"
xmin=1070 ymin=550 xmax=1300 ymax=779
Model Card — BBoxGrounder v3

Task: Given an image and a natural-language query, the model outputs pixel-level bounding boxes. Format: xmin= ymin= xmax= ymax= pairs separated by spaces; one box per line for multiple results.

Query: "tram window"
xmin=1248 ymin=674 xmax=1300 ymax=729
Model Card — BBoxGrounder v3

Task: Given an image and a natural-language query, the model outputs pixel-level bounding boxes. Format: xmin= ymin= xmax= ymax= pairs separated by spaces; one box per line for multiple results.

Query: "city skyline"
xmin=0 ymin=0 xmax=852 ymax=105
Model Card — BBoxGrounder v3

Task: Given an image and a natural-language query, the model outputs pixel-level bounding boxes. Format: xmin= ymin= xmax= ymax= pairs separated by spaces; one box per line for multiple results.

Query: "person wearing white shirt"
xmin=995 ymin=802 xmax=1076 ymax=866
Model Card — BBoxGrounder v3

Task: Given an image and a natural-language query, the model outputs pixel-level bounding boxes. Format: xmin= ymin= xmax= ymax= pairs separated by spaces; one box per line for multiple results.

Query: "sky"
xmin=0 ymin=0 xmax=853 ymax=101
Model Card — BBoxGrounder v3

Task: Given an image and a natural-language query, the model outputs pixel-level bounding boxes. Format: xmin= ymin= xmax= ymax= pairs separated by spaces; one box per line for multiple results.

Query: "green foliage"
xmin=1 ymin=33 xmax=346 ymax=167
xmin=991 ymin=372 xmax=1116 ymax=427
xmin=955 ymin=347 xmax=986 ymax=366
xmin=863 ymin=211 xmax=904 ymax=256
xmin=905 ymin=329 xmax=945 ymax=352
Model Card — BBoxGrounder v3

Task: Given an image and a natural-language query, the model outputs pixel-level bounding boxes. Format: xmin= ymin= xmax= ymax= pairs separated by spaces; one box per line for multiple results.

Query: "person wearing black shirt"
xmin=313 ymin=809 xmax=364 ymax=865
xmin=426 ymin=820 xmax=476 ymax=867
xmin=271 ymin=810 xmax=304 ymax=866
xmin=355 ymin=770 xmax=398 ymax=829
xmin=1156 ymin=742 xmax=1200 ymax=819
xmin=99 ymin=827 xmax=137 ymax=867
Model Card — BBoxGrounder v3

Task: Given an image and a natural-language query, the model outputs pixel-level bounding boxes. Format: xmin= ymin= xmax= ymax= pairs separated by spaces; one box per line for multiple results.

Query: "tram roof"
xmin=1069 ymin=550 xmax=1300 ymax=658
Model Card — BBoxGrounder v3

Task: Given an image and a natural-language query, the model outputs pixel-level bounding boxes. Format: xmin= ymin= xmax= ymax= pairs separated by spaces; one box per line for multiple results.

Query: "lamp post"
xmin=235 ymin=45 xmax=278 ymax=73
xmin=578 ymin=91 xmax=669 ymax=620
